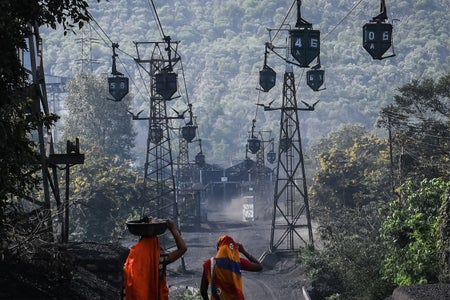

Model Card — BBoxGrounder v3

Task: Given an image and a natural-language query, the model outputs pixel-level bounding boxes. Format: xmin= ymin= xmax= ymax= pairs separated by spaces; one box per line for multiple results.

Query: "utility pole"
xmin=177 ymin=105 xmax=201 ymax=227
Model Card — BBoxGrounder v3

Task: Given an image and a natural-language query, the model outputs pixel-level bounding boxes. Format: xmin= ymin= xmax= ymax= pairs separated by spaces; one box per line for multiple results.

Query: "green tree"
xmin=62 ymin=73 xmax=135 ymax=160
xmin=378 ymin=73 xmax=450 ymax=183
xmin=0 ymin=0 xmax=98 ymax=251
xmin=61 ymin=73 xmax=140 ymax=241
xmin=69 ymin=156 xmax=147 ymax=241
xmin=380 ymin=178 xmax=450 ymax=285
xmin=303 ymin=125 xmax=394 ymax=299
xmin=301 ymin=204 xmax=393 ymax=299
xmin=311 ymin=124 xmax=391 ymax=209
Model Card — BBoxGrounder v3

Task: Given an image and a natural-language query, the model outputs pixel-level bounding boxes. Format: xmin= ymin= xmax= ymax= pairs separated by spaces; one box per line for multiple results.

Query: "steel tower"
xmin=133 ymin=38 xmax=180 ymax=221
xmin=268 ymin=65 xmax=314 ymax=252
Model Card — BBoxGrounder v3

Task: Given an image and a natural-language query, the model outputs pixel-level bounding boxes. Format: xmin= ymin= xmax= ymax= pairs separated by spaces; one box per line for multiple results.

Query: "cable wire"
xmin=147 ymin=0 xmax=166 ymax=39
xmin=322 ymin=0 xmax=366 ymax=41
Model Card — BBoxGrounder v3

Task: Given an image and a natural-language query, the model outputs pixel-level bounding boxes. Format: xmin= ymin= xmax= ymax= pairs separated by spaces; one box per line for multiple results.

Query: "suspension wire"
xmin=87 ymin=12 xmax=136 ymax=59
xmin=270 ymin=0 xmax=296 ymax=44
xmin=253 ymin=89 xmax=262 ymax=121
xmin=147 ymin=0 xmax=166 ymax=39
xmin=86 ymin=13 xmax=150 ymax=101
xmin=322 ymin=0 xmax=366 ymax=41
xmin=170 ymin=45 xmax=191 ymax=106
xmin=251 ymin=1 xmax=295 ymax=136
xmin=144 ymin=0 xmax=193 ymax=107
xmin=178 ymin=58 xmax=191 ymax=105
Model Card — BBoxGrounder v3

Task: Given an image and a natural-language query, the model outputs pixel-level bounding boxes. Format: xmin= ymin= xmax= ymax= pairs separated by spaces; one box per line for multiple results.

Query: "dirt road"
xmin=166 ymin=202 xmax=310 ymax=299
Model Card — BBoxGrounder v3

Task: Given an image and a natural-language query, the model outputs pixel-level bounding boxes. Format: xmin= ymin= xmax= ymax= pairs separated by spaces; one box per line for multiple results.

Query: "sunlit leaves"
xmin=380 ymin=178 xmax=449 ymax=285
xmin=60 ymin=73 xmax=138 ymax=241
xmin=378 ymin=73 xmax=450 ymax=182
xmin=311 ymin=124 xmax=390 ymax=209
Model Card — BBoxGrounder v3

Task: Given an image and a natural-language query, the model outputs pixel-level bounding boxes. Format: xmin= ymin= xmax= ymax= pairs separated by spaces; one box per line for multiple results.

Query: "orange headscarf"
xmin=123 ymin=236 xmax=169 ymax=300
xmin=203 ymin=235 xmax=244 ymax=299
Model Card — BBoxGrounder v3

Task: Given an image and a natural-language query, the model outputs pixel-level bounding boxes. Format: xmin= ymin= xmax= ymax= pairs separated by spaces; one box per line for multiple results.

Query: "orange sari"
xmin=123 ymin=236 xmax=169 ymax=300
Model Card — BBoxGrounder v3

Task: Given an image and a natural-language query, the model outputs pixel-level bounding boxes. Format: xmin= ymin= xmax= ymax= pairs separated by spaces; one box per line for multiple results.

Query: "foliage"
xmin=170 ymin=286 xmax=202 ymax=300
xmin=300 ymin=246 xmax=343 ymax=299
xmin=379 ymin=178 xmax=450 ymax=286
xmin=304 ymin=125 xmax=394 ymax=299
xmin=69 ymin=155 xmax=147 ymax=241
xmin=61 ymin=73 xmax=135 ymax=161
xmin=310 ymin=124 xmax=391 ymax=210
xmin=302 ymin=203 xmax=394 ymax=299
xmin=0 ymin=0 xmax=98 ymax=253
xmin=60 ymin=73 xmax=140 ymax=241
xmin=378 ymin=73 xmax=450 ymax=183
xmin=41 ymin=0 xmax=450 ymax=165
xmin=304 ymin=74 xmax=450 ymax=298
xmin=439 ymin=191 xmax=450 ymax=282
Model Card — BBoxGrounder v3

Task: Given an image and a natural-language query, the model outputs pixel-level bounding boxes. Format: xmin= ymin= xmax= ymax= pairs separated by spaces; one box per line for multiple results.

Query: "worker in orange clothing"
xmin=123 ymin=219 xmax=187 ymax=300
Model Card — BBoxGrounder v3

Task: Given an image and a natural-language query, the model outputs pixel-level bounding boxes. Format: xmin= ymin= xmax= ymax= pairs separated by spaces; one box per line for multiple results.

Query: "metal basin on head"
xmin=126 ymin=217 xmax=167 ymax=237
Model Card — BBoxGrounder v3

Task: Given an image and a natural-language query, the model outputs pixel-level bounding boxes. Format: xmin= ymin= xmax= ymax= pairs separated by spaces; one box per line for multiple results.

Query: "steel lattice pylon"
xmin=269 ymin=70 xmax=314 ymax=252
xmin=177 ymin=135 xmax=201 ymax=227
xmin=132 ymin=39 xmax=186 ymax=271
xmin=254 ymin=131 xmax=273 ymax=203
xmin=134 ymin=41 xmax=179 ymax=221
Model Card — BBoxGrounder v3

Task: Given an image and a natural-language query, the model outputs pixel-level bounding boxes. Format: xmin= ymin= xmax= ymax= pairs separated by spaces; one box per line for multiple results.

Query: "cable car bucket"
xmin=258 ymin=43 xmax=276 ymax=92
xmin=108 ymin=43 xmax=129 ymax=101
xmin=362 ymin=0 xmax=396 ymax=60
xmin=306 ymin=56 xmax=326 ymax=92
xmin=181 ymin=104 xmax=197 ymax=143
xmin=289 ymin=0 xmax=320 ymax=68
xmin=247 ymin=119 xmax=261 ymax=154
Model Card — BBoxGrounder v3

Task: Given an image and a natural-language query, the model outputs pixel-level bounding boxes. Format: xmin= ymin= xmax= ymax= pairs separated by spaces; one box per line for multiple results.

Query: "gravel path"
xmin=165 ymin=202 xmax=310 ymax=299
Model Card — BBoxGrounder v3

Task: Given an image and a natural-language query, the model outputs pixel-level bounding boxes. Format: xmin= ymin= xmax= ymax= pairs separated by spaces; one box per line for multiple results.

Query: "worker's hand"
xmin=237 ymin=243 xmax=245 ymax=253
xmin=166 ymin=219 xmax=175 ymax=231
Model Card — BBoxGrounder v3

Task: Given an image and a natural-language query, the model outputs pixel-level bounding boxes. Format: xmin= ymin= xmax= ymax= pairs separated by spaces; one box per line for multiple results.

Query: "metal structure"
xmin=251 ymin=130 xmax=274 ymax=200
xmin=108 ymin=43 xmax=129 ymax=102
xmin=21 ymin=23 xmax=84 ymax=243
xmin=264 ymin=68 xmax=315 ymax=252
xmin=176 ymin=107 xmax=202 ymax=227
xmin=362 ymin=0 xmax=395 ymax=60
xmin=132 ymin=37 xmax=181 ymax=221
xmin=260 ymin=0 xmax=317 ymax=252
xmin=247 ymin=119 xmax=261 ymax=154
xmin=306 ymin=56 xmax=325 ymax=92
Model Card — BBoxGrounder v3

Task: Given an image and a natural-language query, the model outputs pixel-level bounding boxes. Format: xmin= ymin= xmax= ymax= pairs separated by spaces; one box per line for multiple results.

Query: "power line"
xmin=85 ymin=12 xmax=152 ymax=101
xmin=270 ymin=0 xmax=296 ymax=43
xmin=322 ymin=0 xmax=366 ymax=41
xmin=146 ymin=0 xmax=166 ymax=39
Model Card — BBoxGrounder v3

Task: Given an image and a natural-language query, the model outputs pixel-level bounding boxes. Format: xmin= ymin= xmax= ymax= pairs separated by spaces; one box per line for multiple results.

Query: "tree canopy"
xmin=0 ymin=0 xmax=98 ymax=252
xmin=40 ymin=0 xmax=449 ymax=165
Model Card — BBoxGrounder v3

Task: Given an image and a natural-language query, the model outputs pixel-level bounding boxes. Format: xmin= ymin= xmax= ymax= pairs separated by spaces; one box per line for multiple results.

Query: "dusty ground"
xmin=159 ymin=199 xmax=311 ymax=300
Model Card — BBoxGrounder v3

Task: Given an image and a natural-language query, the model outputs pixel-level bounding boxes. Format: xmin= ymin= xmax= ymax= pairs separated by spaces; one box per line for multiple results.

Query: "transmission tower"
xmin=249 ymin=130 xmax=274 ymax=203
xmin=76 ymin=26 xmax=101 ymax=73
xmin=176 ymin=105 xmax=202 ymax=227
xmin=259 ymin=0 xmax=321 ymax=252
xmin=132 ymin=37 xmax=181 ymax=221
xmin=268 ymin=68 xmax=314 ymax=252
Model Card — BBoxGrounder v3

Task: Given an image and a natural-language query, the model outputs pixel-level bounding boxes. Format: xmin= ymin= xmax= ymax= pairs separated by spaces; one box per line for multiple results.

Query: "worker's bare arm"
xmin=166 ymin=219 xmax=187 ymax=263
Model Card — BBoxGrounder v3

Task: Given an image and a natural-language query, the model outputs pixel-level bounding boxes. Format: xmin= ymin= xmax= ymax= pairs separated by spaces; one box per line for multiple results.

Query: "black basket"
xmin=126 ymin=219 xmax=167 ymax=237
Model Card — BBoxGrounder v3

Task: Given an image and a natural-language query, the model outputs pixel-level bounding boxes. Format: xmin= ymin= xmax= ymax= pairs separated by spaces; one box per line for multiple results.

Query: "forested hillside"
xmin=41 ymin=0 xmax=449 ymax=166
